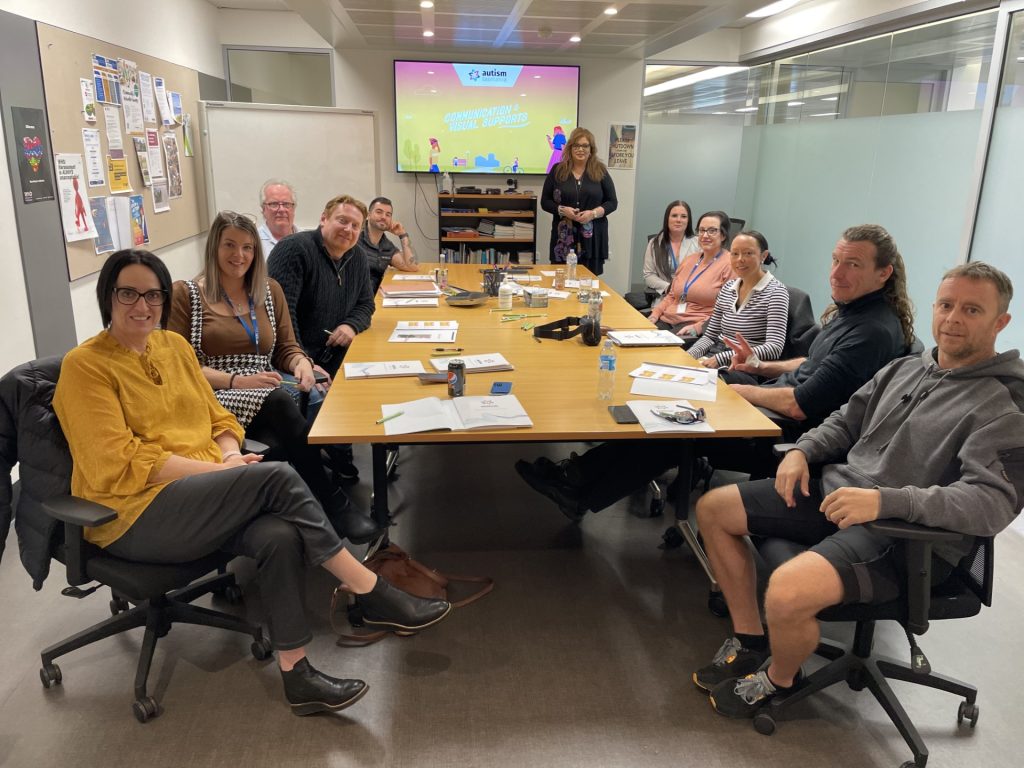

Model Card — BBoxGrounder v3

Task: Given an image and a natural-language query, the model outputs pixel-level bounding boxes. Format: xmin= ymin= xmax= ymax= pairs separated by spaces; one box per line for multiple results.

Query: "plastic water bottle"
xmin=498 ymin=273 xmax=514 ymax=310
xmin=598 ymin=338 xmax=617 ymax=400
xmin=566 ymin=249 xmax=578 ymax=282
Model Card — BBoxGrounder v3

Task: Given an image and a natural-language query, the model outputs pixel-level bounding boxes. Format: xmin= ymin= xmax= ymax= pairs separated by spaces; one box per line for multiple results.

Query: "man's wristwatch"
xmin=399 ymin=233 xmax=410 ymax=241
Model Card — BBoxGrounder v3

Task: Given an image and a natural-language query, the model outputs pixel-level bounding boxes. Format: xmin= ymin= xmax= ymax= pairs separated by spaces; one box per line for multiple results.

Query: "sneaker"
xmin=709 ymin=668 xmax=778 ymax=718
xmin=693 ymin=637 xmax=769 ymax=692
xmin=514 ymin=459 xmax=587 ymax=521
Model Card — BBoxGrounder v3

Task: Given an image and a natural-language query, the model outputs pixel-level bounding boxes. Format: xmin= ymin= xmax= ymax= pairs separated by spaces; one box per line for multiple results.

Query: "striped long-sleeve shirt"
xmin=688 ymin=272 xmax=789 ymax=366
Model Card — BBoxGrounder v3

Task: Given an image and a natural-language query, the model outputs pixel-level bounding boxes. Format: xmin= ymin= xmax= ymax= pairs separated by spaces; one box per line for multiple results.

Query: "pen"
xmin=433 ymin=347 xmax=463 ymax=352
xmin=641 ymin=360 xmax=708 ymax=374
xmin=376 ymin=411 xmax=404 ymax=424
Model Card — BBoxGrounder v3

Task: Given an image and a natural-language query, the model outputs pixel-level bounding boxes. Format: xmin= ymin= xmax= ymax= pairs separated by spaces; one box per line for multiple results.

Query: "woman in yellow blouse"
xmin=54 ymin=249 xmax=450 ymax=716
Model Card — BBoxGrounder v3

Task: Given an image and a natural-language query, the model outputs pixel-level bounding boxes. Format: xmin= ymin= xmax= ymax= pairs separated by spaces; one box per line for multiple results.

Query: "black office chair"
xmin=749 ymin=446 xmax=992 ymax=768
xmin=624 ymin=232 xmax=661 ymax=312
xmin=0 ymin=357 xmax=272 ymax=723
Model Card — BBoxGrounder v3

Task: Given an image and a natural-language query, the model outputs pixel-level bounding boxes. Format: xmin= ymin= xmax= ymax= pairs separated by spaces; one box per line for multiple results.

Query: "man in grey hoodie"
xmin=693 ymin=262 xmax=1024 ymax=719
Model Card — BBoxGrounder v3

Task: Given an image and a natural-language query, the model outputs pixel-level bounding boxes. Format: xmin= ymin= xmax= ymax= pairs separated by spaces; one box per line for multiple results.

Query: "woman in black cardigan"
xmin=540 ymin=127 xmax=618 ymax=275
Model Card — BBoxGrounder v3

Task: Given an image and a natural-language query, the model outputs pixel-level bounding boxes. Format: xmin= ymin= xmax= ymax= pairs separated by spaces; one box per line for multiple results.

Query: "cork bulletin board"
xmin=37 ymin=23 xmax=208 ymax=280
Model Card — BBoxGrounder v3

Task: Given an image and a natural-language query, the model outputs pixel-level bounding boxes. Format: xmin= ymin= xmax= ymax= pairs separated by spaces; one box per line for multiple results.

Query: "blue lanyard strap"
xmin=226 ymin=292 xmax=260 ymax=352
xmin=667 ymin=241 xmax=678 ymax=273
xmin=681 ymin=251 xmax=721 ymax=302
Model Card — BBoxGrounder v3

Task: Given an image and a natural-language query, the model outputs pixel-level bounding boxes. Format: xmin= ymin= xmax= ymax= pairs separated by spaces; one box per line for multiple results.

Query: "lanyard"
xmin=667 ymin=241 xmax=678 ymax=274
xmin=681 ymin=251 xmax=721 ymax=302
xmin=226 ymin=292 xmax=260 ymax=351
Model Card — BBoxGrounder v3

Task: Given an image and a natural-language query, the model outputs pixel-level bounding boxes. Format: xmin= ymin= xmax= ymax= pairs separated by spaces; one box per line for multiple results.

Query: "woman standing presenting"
xmin=167 ymin=211 xmax=381 ymax=544
xmin=54 ymin=249 xmax=450 ymax=715
xmin=649 ymin=210 xmax=734 ymax=341
xmin=540 ymin=127 xmax=617 ymax=275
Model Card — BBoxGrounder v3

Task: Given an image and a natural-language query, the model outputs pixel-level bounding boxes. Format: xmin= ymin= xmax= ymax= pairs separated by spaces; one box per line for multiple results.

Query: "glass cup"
xmin=553 ymin=268 xmax=566 ymax=290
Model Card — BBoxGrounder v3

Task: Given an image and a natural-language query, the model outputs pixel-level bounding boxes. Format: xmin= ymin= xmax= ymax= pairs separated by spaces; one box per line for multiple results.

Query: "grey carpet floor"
xmin=1 ymin=442 xmax=1021 ymax=768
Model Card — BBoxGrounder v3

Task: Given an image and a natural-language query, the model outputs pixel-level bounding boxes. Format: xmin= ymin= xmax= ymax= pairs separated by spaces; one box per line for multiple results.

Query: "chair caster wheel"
xmin=957 ymin=700 xmax=979 ymax=728
xmin=647 ymin=497 xmax=666 ymax=517
xmin=133 ymin=696 xmax=159 ymax=723
xmin=251 ymin=632 xmax=273 ymax=661
xmin=218 ymin=583 xmax=243 ymax=605
xmin=707 ymin=590 xmax=729 ymax=618
xmin=659 ymin=526 xmax=683 ymax=549
xmin=39 ymin=663 xmax=62 ymax=689
xmin=753 ymin=711 xmax=776 ymax=735
xmin=109 ymin=597 xmax=130 ymax=615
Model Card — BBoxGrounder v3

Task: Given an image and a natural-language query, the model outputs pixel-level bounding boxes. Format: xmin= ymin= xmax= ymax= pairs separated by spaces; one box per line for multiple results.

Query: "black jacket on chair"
xmin=0 ymin=356 xmax=68 ymax=589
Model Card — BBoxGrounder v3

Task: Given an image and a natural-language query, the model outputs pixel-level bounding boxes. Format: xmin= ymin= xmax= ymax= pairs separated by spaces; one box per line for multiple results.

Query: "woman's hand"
xmin=577 ymin=210 xmax=598 ymax=224
xmin=233 ymin=371 xmax=282 ymax=389
xmin=293 ymin=357 xmax=315 ymax=393
xmin=677 ymin=323 xmax=700 ymax=338
xmin=698 ymin=357 xmax=717 ymax=368
xmin=221 ymin=453 xmax=263 ymax=469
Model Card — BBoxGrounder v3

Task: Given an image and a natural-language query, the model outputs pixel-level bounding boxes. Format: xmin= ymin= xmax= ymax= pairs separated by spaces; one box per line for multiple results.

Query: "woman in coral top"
xmin=649 ymin=210 xmax=735 ymax=345
xmin=54 ymin=249 xmax=450 ymax=715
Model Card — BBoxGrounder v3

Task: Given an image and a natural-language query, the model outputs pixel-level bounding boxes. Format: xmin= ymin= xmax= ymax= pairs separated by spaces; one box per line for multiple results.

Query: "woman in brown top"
xmin=168 ymin=211 xmax=381 ymax=543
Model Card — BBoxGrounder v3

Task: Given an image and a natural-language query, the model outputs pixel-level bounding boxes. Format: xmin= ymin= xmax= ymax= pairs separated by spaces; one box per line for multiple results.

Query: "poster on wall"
xmin=89 ymin=197 xmax=115 ymax=255
xmin=55 ymin=153 xmax=97 ymax=242
xmin=92 ymin=54 xmax=122 ymax=105
xmin=119 ymin=58 xmax=145 ymax=134
xmin=607 ymin=124 xmax=637 ymax=170
xmin=162 ymin=132 xmax=183 ymax=198
xmin=10 ymin=106 xmax=55 ymax=204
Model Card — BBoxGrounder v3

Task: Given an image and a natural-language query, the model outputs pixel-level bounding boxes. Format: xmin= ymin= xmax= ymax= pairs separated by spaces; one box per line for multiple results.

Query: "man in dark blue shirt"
xmin=516 ymin=224 xmax=915 ymax=520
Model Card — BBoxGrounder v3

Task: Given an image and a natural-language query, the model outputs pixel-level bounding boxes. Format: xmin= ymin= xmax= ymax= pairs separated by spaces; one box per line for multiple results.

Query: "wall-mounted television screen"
xmin=394 ymin=60 xmax=580 ymax=175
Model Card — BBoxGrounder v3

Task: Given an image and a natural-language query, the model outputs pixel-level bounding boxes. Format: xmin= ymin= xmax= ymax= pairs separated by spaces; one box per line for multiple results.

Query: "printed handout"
xmin=153 ymin=76 xmax=174 ymax=126
xmin=151 ymin=180 xmax=170 ymax=213
xmin=55 ymin=153 xmax=96 ymax=242
xmin=81 ymin=129 xmax=105 ymax=188
xmin=79 ymin=78 xmax=97 ymax=123
xmin=138 ymin=71 xmax=157 ymax=124
xmin=92 ymin=54 xmax=121 ymax=105
xmin=388 ymin=320 xmax=458 ymax=343
xmin=145 ymin=129 xmax=165 ymax=180
xmin=119 ymin=58 xmax=144 ymax=134
xmin=161 ymin=132 xmax=182 ymax=197
xmin=103 ymin=106 xmax=123 ymax=154
xmin=89 ymin=197 xmax=115 ymax=255
xmin=132 ymin=136 xmax=152 ymax=186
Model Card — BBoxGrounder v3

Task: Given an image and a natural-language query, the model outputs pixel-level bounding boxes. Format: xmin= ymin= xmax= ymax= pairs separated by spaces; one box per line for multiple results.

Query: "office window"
xmin=223 ymin=47 xmax=333 ymax=107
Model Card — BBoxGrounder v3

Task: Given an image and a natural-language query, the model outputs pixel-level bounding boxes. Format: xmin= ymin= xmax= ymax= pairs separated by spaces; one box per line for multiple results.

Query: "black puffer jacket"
xmin=0 ymin=356 xmax=70 ymax=589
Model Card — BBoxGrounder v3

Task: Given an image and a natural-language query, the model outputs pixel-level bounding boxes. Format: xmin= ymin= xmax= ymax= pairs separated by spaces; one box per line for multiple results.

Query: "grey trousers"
xmin=107 ymin=462 xmax=345 ymax=650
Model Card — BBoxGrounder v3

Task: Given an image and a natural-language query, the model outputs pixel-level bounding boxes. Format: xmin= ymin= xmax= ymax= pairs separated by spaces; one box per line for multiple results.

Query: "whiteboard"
xmin=199 ymin=102 xmax=379 ymax=230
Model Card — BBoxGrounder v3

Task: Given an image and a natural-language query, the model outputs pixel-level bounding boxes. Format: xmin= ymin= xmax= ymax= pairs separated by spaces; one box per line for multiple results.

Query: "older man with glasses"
xmin=259 ymin=178 xmax=299 ymax=256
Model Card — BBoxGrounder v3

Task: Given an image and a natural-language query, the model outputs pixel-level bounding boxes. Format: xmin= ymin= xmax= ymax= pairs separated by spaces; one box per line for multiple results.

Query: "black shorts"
xmin=738 ymin=478 xmax=900 ymax=605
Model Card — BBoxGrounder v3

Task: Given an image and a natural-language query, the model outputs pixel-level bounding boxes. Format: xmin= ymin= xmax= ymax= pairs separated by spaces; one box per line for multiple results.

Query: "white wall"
xmin=0 ymin=0 xmax=222 ymax=344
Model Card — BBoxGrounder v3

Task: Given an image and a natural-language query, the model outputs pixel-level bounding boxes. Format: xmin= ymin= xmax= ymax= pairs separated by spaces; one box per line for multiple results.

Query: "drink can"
xmin=447 ymin=359 xmax=466 ymax=397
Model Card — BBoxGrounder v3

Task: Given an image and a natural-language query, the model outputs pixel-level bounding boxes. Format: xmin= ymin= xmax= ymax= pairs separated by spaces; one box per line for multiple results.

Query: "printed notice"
xmin=92 ymin=54 xmax=121 ymax=105
xmin=80 ymin=78 xmax=97 ymax=122
xmin=145 ymin=129 xmax=165 ymax=180
xmin=103 ymin=106 xmax=124 ymax=154
xmin=55 ymin=153 xmax=97 ymax=242
xmin=132 ymin=136 xmax=152 ymax=187
xmin=162 ymin=132 xmax=182 ymax=198
xmin=107 ymin=156 xmax=133 ymax=194
xmin=81 ymin=128 xmax=105 ymax=188
xmin=11 ymin=106 xmax=55 ymax=204
xmin=139 ymin=71 xmax=157 ymax=124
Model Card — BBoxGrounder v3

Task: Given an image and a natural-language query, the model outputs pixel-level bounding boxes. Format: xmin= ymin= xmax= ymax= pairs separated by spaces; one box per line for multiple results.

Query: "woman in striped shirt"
xmin=688 ymin=230 xmax=789 ymax=379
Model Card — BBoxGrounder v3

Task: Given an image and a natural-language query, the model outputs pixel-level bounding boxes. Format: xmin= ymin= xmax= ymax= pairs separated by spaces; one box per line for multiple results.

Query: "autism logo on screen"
xmin=452 ymin=64 xmax=522 ymax=87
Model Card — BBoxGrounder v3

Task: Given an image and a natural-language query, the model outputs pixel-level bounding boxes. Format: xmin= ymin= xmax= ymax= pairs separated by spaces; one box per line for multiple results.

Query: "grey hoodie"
xmin=796 ymin=348 xmax=1024 ymax=542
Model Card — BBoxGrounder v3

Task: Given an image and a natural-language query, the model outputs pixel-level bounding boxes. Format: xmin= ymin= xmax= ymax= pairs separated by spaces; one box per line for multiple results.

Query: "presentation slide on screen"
xmin=395 ymin=61 xmax=580 ymax=175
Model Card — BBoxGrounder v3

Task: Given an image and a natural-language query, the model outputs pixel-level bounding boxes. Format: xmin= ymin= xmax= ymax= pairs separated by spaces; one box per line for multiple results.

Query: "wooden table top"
xmin=309 ymin=263 xmax=780 ymax=444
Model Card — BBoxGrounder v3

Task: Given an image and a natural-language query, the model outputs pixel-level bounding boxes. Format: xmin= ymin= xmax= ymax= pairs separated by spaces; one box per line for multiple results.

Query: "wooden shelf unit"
xmin=438 ymin=193 xmax=537 ymax=264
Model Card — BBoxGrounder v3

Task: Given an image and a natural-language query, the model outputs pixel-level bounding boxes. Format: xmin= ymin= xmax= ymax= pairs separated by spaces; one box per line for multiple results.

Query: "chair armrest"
xmin=772 ymin=443 xmax=800 ymax=458
xmin=864 ymin=519 xmax=963 ymax=543
xmin=42 ymin=496 xmax=117 ymax=527
xmin=42 ymin=496 xmax=117 ymax=586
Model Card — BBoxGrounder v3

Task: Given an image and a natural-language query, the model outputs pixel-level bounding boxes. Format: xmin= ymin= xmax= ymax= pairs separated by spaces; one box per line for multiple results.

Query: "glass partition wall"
xmin=635 ymin=9 xmax=1002 ymax=343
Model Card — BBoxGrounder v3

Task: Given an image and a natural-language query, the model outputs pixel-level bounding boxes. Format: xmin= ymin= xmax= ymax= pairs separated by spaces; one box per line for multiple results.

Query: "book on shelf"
xmin=343 ymin=360 xmax=427 ymax=379
xmin=380 ymin=395 xmax=533 ymax=436
xmin=606 ymin=329 xmax=686 ymax=347
xmin=428 ymin=352 xmax=513 ymax=373
xmin=442 ymin=226 xmax=479 ymax=238
xmin=379 ymin=281 xmax=441 ymax=298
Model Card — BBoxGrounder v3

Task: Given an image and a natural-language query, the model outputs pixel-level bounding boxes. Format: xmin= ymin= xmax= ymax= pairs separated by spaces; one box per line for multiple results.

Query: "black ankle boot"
xmin=356 ymin=577 xmax=452 ymax=632
xmin=323 ymin=490 xmax=385 ymax=545
xmin=280 ymin=658 xmax=368 ymax=716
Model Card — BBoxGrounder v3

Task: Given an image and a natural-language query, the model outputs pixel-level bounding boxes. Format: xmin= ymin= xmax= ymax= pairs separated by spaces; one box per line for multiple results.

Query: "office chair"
xmin=624 ymin=232 xmax=661 ymax=312
xmin=0 ymin=357 xmax=272 ymax=724
xmin=748 ymin=445 xmax=991 ymax=768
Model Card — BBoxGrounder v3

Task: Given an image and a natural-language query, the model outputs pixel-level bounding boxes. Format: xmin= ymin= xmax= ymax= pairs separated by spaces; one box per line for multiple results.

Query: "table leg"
xmin=673 ymin=441 xmax=720 ymax=593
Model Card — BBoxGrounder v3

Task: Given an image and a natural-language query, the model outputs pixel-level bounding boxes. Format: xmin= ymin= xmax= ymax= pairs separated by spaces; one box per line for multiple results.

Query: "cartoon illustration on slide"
xmin=72 ymin=176 xmax=89 ymax=231
xmin=429 ymin=137 xmax=441 ymax=173
xmin=546 ymin=126 xmax=566 ymax=173
xmin=511 ymin=157 xmax=519 ymax=173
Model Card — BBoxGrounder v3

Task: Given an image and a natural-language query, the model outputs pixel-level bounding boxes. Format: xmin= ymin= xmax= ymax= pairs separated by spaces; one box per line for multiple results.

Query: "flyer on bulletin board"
xmin=107 ymin=155 xmax=133 ymax=194
xmin=55 ymin=153 xmax=97 ymax=242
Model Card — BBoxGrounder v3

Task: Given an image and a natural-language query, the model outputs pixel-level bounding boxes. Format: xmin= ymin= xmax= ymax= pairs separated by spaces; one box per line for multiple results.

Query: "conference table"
xmin=309 ymin=262 xmax=779 ymax=579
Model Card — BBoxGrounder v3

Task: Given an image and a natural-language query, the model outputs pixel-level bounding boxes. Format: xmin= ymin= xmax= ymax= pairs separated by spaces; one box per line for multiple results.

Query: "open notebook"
xmin=380 ymin=395 xmax=532 ymax=436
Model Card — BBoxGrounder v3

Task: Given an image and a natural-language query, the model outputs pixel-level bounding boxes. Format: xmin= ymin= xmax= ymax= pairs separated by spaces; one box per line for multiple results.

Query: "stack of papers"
xmin=626 ymin=400 xmax=714 ymax=434
xmin=628 ymin=362 xmax=718 ymax=402
xmin=388 ymin=320 xmax=459 ymax=343
xmin=607 ymin=330 xmax=685 ymax=347
xmin=380 ymin=281 xmax=442 ymax=298
xmin=343 ymin=360 xmax=427 ymax=379
xmin=380 ymin=395 xmax=533 ymax=436
xmin=428 ymin=352 xmax=513 ymax=373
